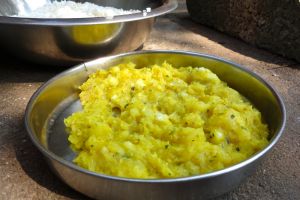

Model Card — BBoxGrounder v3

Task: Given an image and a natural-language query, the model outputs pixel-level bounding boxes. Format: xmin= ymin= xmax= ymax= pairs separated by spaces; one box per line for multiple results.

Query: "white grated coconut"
xmin=13 ymin=0 xmax=142 ymax=19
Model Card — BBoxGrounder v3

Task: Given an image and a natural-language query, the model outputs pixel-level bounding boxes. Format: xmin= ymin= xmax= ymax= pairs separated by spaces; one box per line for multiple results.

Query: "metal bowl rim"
xmin=25 ymin=50 xmax=286 ymax=183
xmin=0 ymin=0 xmax=178 ymax=26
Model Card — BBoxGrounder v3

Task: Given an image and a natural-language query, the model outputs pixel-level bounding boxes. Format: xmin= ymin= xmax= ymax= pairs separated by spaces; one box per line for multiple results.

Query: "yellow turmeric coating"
xmin=64 ymin=62 xmax=269 ymax=179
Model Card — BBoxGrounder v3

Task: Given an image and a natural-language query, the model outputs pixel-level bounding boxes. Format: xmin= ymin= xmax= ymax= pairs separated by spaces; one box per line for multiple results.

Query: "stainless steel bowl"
xmin=25 ymin=50 xmax=286 ymax=200
xmin=0 ymin=0 xmax=177 ymax=66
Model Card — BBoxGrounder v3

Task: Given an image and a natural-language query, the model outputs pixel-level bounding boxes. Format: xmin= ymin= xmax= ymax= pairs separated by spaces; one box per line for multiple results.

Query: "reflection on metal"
xmin=70 ymin=23 xmax=123 ymax=45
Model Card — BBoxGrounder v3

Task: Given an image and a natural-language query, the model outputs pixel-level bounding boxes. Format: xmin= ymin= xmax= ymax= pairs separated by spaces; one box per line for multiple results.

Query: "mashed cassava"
xmin=64 ymin=62 xmax=269 ymax=179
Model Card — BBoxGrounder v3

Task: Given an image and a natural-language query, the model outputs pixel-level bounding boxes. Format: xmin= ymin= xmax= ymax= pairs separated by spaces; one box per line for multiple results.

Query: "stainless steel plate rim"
xmin=0 ymin=0 xmax=178 ymax=26
xmin=25 ymin=50 xmax=286 ymax=183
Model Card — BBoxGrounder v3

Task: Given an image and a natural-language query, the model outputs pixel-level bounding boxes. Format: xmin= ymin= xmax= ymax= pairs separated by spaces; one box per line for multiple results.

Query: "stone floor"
xmin=0 ymin=1 xmax=299 ymax=200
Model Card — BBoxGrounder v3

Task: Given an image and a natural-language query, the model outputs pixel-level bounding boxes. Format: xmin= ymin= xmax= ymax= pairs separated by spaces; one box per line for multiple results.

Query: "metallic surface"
xmin=0 ymin=0 xmax=177 ymax=66
xmin=25 ymin=51 xmax=286 ymax=200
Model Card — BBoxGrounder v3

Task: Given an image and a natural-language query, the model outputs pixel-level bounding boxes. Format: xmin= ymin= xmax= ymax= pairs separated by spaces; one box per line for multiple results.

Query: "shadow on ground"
xmin=13 ymin=122 xmax=91 ymax=200
xmin=0 ymin=51 xmax=69 ymax=83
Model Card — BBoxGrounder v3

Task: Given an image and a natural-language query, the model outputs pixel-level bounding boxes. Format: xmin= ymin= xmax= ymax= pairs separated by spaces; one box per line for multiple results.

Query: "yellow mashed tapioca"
xmin=64 ymin=62 xmax=269 ymax=179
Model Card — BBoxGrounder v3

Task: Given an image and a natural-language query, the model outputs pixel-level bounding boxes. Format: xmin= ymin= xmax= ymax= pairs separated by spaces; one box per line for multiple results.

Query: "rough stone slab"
xmin=186 ymin=0 xmax=300 ymax=63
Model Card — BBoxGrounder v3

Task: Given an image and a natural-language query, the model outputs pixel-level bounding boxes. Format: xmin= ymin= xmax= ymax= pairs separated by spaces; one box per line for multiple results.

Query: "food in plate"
xmin=12 ymin=0 xmax=141 ymax=19
xmin=64 ymin=62 xmax=269 ymax=179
